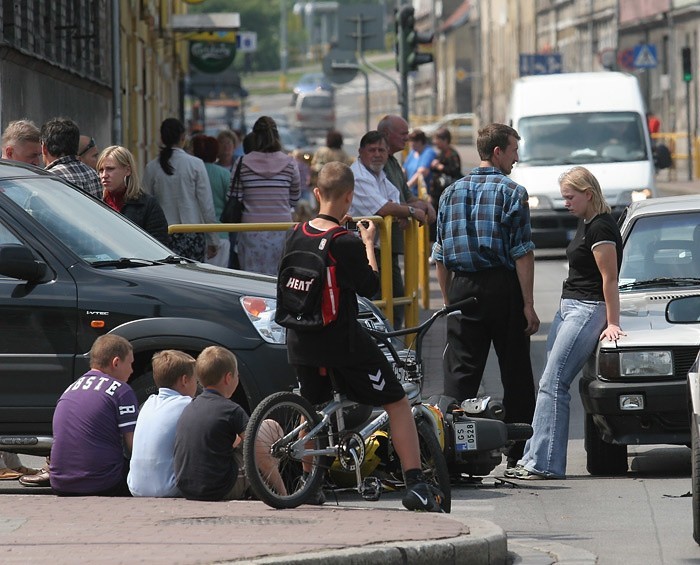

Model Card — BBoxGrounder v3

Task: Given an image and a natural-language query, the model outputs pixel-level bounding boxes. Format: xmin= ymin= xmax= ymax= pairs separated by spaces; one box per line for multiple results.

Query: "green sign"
xmin=189 ymin=41 xmax=236 ymax=74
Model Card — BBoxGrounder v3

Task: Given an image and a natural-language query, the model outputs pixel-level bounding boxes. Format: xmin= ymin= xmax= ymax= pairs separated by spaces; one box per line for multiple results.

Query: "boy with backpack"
xmin=276 ymin=161 xmax=444 ymax=512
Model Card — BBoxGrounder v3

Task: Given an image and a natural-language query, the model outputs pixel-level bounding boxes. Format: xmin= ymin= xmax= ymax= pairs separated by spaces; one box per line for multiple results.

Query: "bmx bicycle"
xmin=242 ymin=297 xmax=477 ymax=513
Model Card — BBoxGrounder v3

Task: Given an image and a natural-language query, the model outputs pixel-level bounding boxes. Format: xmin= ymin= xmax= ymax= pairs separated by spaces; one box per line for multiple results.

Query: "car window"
xmin=300 ymin=96 xmax=332 ymax=110
xmin=619 ymin=211 xmax=700 ymax=283
xmin=0 ymin=177 xmax=171 ymax=264
xmin=518 ymin=111 xmax=648 ymax=165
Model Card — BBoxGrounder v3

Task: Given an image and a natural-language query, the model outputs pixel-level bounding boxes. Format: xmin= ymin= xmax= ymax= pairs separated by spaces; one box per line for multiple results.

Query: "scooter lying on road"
xmin=427 ymin=394 xmax=534 ymax=482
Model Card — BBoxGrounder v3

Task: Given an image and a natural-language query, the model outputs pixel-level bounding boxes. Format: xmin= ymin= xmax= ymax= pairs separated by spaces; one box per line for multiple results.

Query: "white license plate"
xmin=454 ymin=421 xmax=477 ymax=452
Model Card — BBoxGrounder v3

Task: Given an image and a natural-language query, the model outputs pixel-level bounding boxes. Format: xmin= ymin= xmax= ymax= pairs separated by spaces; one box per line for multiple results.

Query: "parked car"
xmin=664 ymin=295 xmax=700 ymax=544
xmin=420 ymin=113 xmax=477 ymax=145
xmin=294 ymin=90 xmax=335 ymax=137
xmin=580 ymin=195 xmax=700 ymax=476
xmin=0 ymin=160 xmax=389 ymax=456
xmin=291 ymin=72 xmax=335 ymax=106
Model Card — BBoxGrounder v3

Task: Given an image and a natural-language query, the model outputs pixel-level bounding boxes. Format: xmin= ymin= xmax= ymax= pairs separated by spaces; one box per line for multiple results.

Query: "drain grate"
xmin=160 ymin=515 xmax=316 ymax=526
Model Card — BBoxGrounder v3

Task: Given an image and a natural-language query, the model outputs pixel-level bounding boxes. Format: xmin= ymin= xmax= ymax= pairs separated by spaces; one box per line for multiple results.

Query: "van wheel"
xmin=584 ymin=414 xmax=627 ymax=475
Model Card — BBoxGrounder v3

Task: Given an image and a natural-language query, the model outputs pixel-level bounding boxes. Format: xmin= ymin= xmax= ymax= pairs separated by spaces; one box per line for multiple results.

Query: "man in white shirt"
xmin=349 ymin=131 xmax=425 ymax=327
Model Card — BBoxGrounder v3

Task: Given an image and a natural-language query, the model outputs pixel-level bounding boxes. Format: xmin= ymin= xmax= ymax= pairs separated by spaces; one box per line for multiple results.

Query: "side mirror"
xmin=0 ymin=244 xmax=47 ymax=283
xmin=666 ymin=295 xmax=700 ymax=324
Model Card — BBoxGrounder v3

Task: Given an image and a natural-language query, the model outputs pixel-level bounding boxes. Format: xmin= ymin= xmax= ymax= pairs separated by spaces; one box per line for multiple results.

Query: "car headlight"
xmin=240 ymin=296 xmax=286 ymax=345
xmin=619 ymin=350 xmax=673 ymax=377
xmin=528 ymin=195 xmax=553 ymax=210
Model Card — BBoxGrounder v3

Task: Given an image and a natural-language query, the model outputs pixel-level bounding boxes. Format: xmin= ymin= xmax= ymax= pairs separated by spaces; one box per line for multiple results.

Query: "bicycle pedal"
xmin=359 ymin=477 xmax=382 ymax=501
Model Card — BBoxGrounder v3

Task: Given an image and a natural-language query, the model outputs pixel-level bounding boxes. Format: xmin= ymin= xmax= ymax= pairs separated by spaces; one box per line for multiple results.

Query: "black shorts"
xmin=294 ymin=357 xmax=406 ymax=407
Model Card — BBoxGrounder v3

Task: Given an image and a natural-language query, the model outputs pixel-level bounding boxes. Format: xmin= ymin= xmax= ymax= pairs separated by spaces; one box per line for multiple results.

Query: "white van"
xmin=507 ymin=72 xmax=657 ymax=248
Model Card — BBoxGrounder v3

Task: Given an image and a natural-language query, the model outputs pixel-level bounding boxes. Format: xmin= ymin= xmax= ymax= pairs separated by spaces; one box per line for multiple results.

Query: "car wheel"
xmin=584 ymin=414 xmax=628 ymax=475
xmin=692 ymin=413 xmax=700 ymax=544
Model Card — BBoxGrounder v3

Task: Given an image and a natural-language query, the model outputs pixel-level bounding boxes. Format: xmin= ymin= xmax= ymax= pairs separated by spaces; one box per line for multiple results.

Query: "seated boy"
xmin=127 ymin=350 xmax=197 ymax=497
xmin=173 ymin=346 xmax=285 ymax=501
xmin=50 ymin=334 xmax=138 ymax=496
xmin=282 ymin=161 xmax=444 ymax=512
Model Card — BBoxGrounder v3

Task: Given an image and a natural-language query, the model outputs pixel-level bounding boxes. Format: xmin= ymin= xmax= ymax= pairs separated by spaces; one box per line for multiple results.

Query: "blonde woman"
xmin=97 ymin=145 xmax=169 ymax=246
xmin=508 ymin=166 xmax=624 ymax=480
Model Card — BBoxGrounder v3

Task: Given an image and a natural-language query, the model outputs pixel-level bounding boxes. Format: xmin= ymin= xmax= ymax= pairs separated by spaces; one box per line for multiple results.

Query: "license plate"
xmin=454 ymin=421 xmax=477 ymax=452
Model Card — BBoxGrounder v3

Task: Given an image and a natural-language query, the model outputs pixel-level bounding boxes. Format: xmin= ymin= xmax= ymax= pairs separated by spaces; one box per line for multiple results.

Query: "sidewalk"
xmin=0 ymin=493 xmax=506 ymax=565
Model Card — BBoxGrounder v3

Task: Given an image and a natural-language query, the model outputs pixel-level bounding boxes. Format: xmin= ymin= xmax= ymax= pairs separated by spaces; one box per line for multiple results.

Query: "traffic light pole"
xmin=687 ymin=79 xmax=692 ymax=181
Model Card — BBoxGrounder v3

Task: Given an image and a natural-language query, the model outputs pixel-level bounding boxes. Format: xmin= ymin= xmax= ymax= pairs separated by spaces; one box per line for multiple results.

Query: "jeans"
xmin=519 ymin=298 xmax=607 ymax=478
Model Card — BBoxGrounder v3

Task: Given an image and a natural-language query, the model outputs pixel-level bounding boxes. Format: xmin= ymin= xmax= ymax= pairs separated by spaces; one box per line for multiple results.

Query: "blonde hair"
xmin=152 ymin=350 xmax=196 ymax=389
xmin=317 ymin=161 xmax=354 ymax=200
xmin=96 ymin=145 xmax=144 ymax=201
xmin=2 ymin=119 xmax=40 ymax=149
xmin=558 ymin=166 xmax=611 ymax=215
xmin=196 ymin=346 xmax=238 ymax=387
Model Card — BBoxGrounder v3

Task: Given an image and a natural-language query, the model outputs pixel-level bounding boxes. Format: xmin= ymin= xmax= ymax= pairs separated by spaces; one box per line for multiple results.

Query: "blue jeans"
xmin=519 ymin=298 xmax=607 ymax=478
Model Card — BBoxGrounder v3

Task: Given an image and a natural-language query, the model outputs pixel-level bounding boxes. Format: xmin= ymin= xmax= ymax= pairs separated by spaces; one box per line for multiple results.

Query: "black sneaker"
xmin=402 ymin=482 xmax=444 ymax=513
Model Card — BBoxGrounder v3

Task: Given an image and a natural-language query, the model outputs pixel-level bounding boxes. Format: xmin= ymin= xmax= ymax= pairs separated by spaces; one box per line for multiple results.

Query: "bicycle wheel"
xmin=416 ymin=417 xmax=452 ymax=513
xmin=243 ymin=391 xmax=326 ymax=509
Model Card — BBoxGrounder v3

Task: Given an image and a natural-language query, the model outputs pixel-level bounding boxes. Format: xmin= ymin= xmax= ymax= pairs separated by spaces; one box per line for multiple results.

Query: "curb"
xmin=228 ymin=518 xmax=507 ymax=565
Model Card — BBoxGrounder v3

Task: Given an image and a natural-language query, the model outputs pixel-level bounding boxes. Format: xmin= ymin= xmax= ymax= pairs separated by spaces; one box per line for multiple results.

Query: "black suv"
xmin=0 ymin=161 xmax=388 ymax=456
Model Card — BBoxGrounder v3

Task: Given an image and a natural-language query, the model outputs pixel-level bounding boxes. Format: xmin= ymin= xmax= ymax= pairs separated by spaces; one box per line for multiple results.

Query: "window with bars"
xmin=0 ymin=0 xmax=111 ymax=85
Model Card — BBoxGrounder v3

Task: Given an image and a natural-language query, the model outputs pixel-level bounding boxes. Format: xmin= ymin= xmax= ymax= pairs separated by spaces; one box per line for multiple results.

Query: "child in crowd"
xmin=128 ymin=350 xmax=197 ymax=497
xmin=50 ymin=334 xmax=138 ymax=496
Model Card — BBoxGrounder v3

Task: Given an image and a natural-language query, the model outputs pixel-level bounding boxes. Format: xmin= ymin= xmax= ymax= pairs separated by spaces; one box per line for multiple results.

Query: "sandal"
xmin=0 ymin=468 xmax=23 ymax=480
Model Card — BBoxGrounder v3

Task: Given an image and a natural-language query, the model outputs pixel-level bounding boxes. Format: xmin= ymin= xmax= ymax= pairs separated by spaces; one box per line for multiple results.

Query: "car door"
xmin=0 ymin=211 xmax=78 ymax=433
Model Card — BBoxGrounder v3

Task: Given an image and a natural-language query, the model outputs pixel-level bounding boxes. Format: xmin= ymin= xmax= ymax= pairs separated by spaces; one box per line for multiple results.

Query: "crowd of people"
xmin=0 ymin=109 xmax=623 ymax=495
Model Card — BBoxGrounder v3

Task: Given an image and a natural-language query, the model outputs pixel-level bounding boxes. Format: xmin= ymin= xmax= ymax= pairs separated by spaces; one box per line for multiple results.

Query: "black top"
xmin=121 ymin=193 xmax=169 ymax=246
xmin=286 ymin=224 xmax=382 ymax=367
xmin=562 ymin=213 xmax=623 ymax=301
xmin=173 ymin=388 xmax=249 ymax=501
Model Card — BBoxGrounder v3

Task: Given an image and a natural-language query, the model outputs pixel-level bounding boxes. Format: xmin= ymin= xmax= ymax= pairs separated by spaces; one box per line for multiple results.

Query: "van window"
xmin=300 ymin=96 xmax=332 ymax=110
xmin=518 ymin=112 xmax=648 ymax=166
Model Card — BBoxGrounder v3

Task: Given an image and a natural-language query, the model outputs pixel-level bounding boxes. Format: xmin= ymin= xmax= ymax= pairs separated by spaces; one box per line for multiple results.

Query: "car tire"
xmin=584 ymin=413 xmax=628 ymax=476
xmin=692 ymin=413 xmax=700 ymax=544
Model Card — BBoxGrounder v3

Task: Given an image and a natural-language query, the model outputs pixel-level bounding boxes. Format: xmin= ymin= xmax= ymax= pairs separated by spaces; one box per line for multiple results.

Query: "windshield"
xmin=619 ymin=211 xmax=700 ymax=288
xmin=0 ymin=176 xmax=172 ymax=265
xmin=518 ymin=112 xmax=648 ymax=165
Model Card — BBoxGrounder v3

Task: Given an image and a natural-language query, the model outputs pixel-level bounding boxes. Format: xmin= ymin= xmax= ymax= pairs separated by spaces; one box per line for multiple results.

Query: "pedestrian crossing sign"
xmin=633 ymin=44 xmax=658 ymax=69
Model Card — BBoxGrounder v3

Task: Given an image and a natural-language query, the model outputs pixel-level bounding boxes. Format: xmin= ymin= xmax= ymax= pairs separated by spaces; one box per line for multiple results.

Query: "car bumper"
xmin=579 ymin=376 xmax=690 ymax=445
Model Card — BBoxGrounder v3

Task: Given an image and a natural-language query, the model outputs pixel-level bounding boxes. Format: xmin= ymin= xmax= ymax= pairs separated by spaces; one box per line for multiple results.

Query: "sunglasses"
xmin=78 ymin=137 xmax=96 ymax=156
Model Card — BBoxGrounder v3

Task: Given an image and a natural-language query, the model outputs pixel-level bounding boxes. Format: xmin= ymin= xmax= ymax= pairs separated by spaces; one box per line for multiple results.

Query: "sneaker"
xmin=503 ymin=464 xmax=525 ymax=479
xmin=512 ymin=467 xmax=560 ymax=480
xmin=402 ymin=482 xmax=444 ymax=513
xmin=299 ymin=474 xmax=325 ymax=505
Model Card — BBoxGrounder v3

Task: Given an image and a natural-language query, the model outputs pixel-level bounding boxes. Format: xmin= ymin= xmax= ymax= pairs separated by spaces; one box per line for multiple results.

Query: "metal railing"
xmin=651 ymin=132 xmax=700 ymax=180
xmin=168 ymin=216 xmax=431 ymax=329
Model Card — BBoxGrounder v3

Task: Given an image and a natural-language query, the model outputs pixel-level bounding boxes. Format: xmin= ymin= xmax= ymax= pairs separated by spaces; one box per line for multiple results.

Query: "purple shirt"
xmin=50 ymin=370 xmax=138 ymax=494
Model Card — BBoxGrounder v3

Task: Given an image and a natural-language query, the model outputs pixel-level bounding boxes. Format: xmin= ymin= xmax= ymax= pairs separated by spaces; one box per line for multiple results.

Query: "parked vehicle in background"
xmin=291 ymin=72 xmax=335 ymax=105
xmin=664 ymin=295 xmax=700 ymax=544
xmin=580 ymin=195 xmax=700 ymax=477
xmin=420 ymin=113 xmax=477 ymax=145
xmin=0 ymin=159 xmax=390 ymax=457
xmin=294 ymin=90 xmax=335 ymax=137
xmin=507 ymin=72 xmax=657 ymax=248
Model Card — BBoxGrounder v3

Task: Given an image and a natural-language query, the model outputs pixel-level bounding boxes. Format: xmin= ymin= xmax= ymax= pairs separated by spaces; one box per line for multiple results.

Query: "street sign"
xmin=633 ymin=44 xmax=658 ymax=69
xmin=237 ymin=31 xmax=257 ymax=53
xmin=322 ymin=49 xmax=359 ymax=85
xmin=189 ymin=42 xmax=236 ymax=74
xmin=519 ymin=53 xmax=563 ymax=76
xmin=618 ymin=48 xmax=635 ymax=70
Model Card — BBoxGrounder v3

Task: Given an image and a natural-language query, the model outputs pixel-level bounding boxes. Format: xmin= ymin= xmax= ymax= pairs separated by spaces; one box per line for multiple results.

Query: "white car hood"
xmin=511 ymin=161 xmax=653 ymax=207
xmin=600 ymin=290 xmax=700 ymax=350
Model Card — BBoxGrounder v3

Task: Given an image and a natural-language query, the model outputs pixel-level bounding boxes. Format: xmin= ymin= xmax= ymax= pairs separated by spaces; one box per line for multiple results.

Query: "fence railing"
xmin=168 ymin=216 xmax=431 ymax=329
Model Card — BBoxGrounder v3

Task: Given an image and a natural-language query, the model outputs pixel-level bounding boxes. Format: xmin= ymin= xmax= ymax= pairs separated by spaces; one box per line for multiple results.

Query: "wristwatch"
xmin=407 ymin=206 xmax=415 ymax=218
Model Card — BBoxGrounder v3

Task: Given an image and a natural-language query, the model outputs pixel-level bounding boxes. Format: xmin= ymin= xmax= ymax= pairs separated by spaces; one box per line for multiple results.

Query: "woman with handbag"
xmin=235 ymin=117 xmax=300 ymax=276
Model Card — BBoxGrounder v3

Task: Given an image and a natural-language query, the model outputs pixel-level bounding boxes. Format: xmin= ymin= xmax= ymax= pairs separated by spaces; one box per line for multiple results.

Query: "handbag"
xmin=220 ymin=157 xmax=244 ymax=223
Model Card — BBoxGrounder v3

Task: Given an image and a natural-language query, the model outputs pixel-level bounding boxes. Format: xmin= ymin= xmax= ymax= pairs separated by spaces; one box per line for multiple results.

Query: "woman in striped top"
xmin=237 ymin=116 xmax=300 ymax=275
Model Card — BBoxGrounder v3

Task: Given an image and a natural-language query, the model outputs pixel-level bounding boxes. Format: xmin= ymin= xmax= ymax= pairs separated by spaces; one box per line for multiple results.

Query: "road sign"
xmin=617 ymin=48 xmax=635 ymax=71
xmin=322 ymin=49 xmax=359 ymax=85
xmin=519 ymin=53 xmax=563 ymax=76
xmin=633 ymin=44 xmax=657 ymax=69
xmin=336 ymin=5 xmax=385 ymax=52
xmin=236 ymin=31 xmax=257 ymax=53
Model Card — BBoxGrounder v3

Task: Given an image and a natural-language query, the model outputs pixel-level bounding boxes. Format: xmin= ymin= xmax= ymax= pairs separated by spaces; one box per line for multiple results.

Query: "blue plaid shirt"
xmin=432 ymin=166 xmax=534 ymax=272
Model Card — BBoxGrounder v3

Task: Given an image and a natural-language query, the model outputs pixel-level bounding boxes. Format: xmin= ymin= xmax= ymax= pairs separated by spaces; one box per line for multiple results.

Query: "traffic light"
xmin=397 ymin=5 xmax=433 ymax=74
xmin=682 ymin=47 xmax=692 ymax=82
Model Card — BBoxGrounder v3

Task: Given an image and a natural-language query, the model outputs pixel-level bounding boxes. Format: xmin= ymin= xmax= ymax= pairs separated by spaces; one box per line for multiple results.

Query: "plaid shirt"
xmin=46 ymin=155 xmax=102 ymax=199
xmin=432 ymin=166 xmax=534 ymax=272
